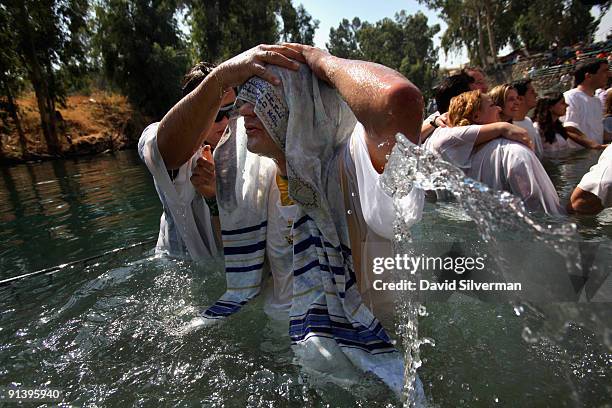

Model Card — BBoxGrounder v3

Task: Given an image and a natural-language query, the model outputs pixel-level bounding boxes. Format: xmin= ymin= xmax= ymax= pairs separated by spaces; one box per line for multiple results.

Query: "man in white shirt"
xmin=568 ymin=145 xmax=612 ymax=215
xmin=512 ymin=78 xmax=543 ymax=158
xmin=563 ymin=59 xmax=610 ymax=148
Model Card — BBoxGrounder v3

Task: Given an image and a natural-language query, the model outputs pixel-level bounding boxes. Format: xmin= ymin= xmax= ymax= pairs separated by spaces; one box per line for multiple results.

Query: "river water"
xmin=0 ymin=149 xmax=610 ymax=407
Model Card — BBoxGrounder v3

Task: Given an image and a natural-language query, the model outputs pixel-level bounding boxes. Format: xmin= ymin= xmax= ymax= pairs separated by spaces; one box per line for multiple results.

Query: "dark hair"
xmin=532 ymin=92 xmax=568 ymax=144
xmin=511 ymin=78 xmax=532 ymax=96
xmin=182 ymin=62 xmax=217 ymax=97
xmin=573 ymin=58 xmax=607 ymax=86
xmin=434 ymin=73 xmax=475 ymax=114
xmin=606 ymin=90 xmax=612 ymax=117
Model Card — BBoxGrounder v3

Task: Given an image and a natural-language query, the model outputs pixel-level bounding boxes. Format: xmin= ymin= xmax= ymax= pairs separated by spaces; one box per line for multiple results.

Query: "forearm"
xmin=568 ymin=187 xmax=604 ymax=215
xmin=473 ymin=123 xmax=504 ymax=146
xmin=157 ymin=70 xmax=226 ymax=169
xmin=565 ymin=126 xmax=600 ymax=149
xmin=320 ymin=56 xmax=423 ymax=144
xmin=420 ymin=122 xmax=436 ymax=142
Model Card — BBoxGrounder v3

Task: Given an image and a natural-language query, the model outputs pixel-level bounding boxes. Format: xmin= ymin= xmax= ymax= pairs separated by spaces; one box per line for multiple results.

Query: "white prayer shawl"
xmin=203 ymin=65 xmax=404 ymax=393
xmin=138 ymin=123 xmax=219 ymax=260
xmin=425 ymin=126 xmax=564 ymax=214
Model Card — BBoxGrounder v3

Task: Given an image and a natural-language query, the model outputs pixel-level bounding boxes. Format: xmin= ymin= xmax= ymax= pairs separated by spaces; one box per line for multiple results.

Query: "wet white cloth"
xmin=563 ymin=88 xmax=604 ymax=147
xmin=138 ymin=122 xmax=219 ymax=260
xmin=425 ymin=126 xmax=564 ymax=214
xmin=514 ymin=117 xmax=543 ymax=159
xmin=202 ymin=65 xmax=407 ymax=394
xmin=533 ymin=122 xmax=572 ymax=156
xmin=578 ymin=145 xmax=612 ymax=208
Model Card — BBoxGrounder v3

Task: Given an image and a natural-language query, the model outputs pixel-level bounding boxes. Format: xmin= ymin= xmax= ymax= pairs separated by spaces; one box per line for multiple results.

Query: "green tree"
xmin=94 ymin=0 xmax=190 ymax=119
xmin=186 ymin=0 xmax=281 ymax=63
xmin=279 ymin=3 xmax=320 ymax=45
xmin=2 ymin=0 xmax=89 ymax=156
xmin=514 ymin=0 xmax=600 ymax=52
xmin=327 ymin=12 xmax=440 ymax=97
xmin=327 ymin=18 xmax=364 ymax=59
xmin=0 ymin=6 xmax=28 ymax=158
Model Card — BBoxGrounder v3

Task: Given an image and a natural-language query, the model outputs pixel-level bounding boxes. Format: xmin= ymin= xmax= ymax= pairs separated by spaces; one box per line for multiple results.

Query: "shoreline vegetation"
xmin=0 ymin=91 xmax=149 ymax=165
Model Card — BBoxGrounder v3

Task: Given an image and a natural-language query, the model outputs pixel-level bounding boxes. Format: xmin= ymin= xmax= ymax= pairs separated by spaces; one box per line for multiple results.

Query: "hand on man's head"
xmin=216 ymin=44 xmax=306 ymax=89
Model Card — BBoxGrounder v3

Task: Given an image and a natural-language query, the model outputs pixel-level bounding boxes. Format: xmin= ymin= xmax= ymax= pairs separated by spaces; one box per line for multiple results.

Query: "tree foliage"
xmin=327 ymin=11 xmax=440 ymax=97
xmin=93 ymin=0 xmax=190 ymax=119
xmin=421 ymin=0 xmax=608 ymax=64
xmin=1 ymin=0 xmax=89 ymax=155
xmin=185 ymin=0 xmax=319 ymax=63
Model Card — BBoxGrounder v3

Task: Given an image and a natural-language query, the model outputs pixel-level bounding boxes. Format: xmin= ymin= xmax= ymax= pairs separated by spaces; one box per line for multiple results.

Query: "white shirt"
xmin=514 ymin=117 xmax=543 ymax=159
xmin=138 ymin=122 xmax=219 ymax=260
xmin=533 ymin=122 xmax=572 ymax=155
xmin=563 ymin=88 xmax=604 ymax=147
xmin=578 ymin=145 xmax=612 ymax=208
xmin=262 ymin=180 xmax=297 ymax=317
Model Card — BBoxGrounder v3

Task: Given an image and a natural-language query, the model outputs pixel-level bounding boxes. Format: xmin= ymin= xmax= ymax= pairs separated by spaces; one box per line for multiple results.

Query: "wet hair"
xmin=511 ymin=78 xmax=532 ymax=96
xmin=182 ymin=62 xmax=217 ymax=97
xmin=573 ymin=58 xmax=607 ymax=86
xmin=448 ymin=90 xmax=483 ymax=127
xmin=434 ymin=73 xmax=475 ymax=114
xmin=532 ymin=92 xmax=568 ymax=144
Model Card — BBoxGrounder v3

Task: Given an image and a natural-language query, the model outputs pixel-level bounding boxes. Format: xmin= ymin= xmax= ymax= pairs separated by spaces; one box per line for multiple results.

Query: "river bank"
xmin=0 ymin=91 xmax=150 ymax=164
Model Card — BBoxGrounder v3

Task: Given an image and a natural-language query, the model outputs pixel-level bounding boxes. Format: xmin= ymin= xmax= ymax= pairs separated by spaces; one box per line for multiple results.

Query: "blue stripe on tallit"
xmin=223 ymin=239 xmax=266 ymax=255
xmin=226 ymin=263 xmax=266 ymax=273
xmin=286 ymin=217 xmax=395 ymax=355
xmin=221 ymin=220 xmax=267 ymax=235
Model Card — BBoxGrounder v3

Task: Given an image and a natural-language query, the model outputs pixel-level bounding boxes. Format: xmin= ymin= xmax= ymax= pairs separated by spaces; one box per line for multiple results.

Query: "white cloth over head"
xmin=138 ymin=122 xmax=219 ymax=260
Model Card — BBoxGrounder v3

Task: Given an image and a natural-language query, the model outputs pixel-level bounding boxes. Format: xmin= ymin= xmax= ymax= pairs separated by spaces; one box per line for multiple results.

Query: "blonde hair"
xmin=448 ymin=90 xmax=483 ymax=126
xmin=488 ymin=83 xmax=514 ymax=110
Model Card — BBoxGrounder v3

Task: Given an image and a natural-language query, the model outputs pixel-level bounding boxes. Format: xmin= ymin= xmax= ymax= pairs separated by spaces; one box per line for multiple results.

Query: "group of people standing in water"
xmin=137 ymin=43 xmax=611 ymax=395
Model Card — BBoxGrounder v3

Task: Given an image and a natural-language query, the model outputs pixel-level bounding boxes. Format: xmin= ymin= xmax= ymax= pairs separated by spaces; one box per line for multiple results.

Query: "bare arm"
xmin=475 ymin=122 xmax=533 ymax=150
xmin=284 ymin=43 xmax=423 ymax=173
xmin=420 ymin=113 xmax=448 ymax=142
xmin=567 ymin=187 xmax=604 ymax=215
xmin=565 ymin=126 xmax=607 ymax=150
xmin=157 ymin=45 xmax=305 ymax=169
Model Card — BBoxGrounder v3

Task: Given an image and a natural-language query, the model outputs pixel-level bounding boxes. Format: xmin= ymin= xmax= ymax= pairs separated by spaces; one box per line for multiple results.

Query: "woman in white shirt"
xmin=532 ymin=92 xmax=573 ymax=155
xmin=426 ymin=90 xmax=564 ymax=214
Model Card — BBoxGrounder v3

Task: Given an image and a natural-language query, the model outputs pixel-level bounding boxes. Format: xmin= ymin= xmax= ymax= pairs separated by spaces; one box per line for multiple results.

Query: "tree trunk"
xmin=484 ymin=0 xmax=497 ymax=65
xmin=476 ymin=9 xmax=488 ymax=68
xmin=2 ymin=80 xmax=28 ymax=158
xmin=15 ymin=1 xmax=60 ymax=156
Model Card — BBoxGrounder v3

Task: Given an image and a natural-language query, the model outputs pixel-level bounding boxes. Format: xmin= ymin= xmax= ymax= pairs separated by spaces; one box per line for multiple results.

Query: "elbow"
xmin=386 ymin=82 xmax=424 ymax=144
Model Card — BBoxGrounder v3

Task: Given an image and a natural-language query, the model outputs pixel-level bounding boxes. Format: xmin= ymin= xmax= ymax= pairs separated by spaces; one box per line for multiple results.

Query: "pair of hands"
xmin=191 ymin=43 xmax=333 ymax=198
xmin=213 ymin=43 xmax=333 ymax=91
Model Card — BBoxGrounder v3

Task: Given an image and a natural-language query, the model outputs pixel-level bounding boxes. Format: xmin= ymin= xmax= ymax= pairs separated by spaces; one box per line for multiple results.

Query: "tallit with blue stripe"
xmin=203 ymin=65 xmax=404 ymax=393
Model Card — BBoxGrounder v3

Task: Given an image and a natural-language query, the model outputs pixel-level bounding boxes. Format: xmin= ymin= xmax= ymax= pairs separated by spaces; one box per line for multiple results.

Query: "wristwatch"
xmin=429 ymin=115 xmax=440 ymax=128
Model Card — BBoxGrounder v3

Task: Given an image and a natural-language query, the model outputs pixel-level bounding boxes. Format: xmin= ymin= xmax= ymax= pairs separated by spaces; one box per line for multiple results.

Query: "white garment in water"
xmin=578 ymin=145 xmax=612 ymax=208
xmin=425 ymin=126 xmax=564 ymax=214
xmin=138 ymin=122 xmax=219 ymax=260
xmin=563 ymin=88 xmax=604 ymax=148
xmin=514 ymin=117 xmax=543 ymax=159
xmin=533 ymin=122 xmax=573 ymax=156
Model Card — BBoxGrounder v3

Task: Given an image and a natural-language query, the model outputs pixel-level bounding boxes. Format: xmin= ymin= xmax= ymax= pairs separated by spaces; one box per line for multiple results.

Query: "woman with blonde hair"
xmin=425 ymin=90 xmax=564 ymax=214
xmin=488 ymin=83 xmax=520 ymax=122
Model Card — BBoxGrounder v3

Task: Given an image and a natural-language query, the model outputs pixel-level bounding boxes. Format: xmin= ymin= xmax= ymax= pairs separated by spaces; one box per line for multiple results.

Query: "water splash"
xmin=381 ymin=133 xmax=608 ymax=406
